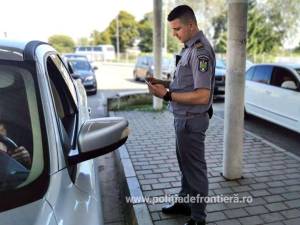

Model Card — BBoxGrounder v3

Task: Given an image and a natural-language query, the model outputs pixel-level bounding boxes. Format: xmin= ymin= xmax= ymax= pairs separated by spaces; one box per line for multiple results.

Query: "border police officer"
xmin=147 ymin=5 xmax=215 ymax=225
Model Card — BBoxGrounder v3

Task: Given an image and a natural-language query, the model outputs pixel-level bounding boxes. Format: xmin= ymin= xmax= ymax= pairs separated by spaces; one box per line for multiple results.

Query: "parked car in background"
xmin=213 ymin=59 xmax=253 ymax=96
xmin=62 ymin=53 xmax=89 ymax=61
xmin=133 ymin=55 xmax=175 ymax=81
xmin=245 ymin=63 xmax=300 ymax=133
xmin=214 ymin=58 xmax=226 ymax=95
xmin=66 ymin=57 xmax=98 ymax=95
xmin=75 ymin=45 xmax=115 ymax=62
xmin=0 ymin=39 xmax=129 ymax=225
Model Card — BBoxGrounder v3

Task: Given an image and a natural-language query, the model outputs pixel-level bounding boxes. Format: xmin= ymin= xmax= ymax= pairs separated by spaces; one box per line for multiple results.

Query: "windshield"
xmin=216 ymin=59 xmax=226 ymax=69
xmin=69 ymin=60 xmax=91 ymax=72
xmin=162 ymin=58 xmax=172 ymax=70
xmin=0 ymin=61 xmax=45 ymax=191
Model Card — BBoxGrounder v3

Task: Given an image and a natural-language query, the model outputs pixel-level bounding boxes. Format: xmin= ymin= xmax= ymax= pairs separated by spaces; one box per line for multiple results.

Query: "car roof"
xmin=67 ymin=57 xmax=89 ymax=62
xmin=0 ymin=39 xmax=50 ymax=61
xmin=252 ymin=63 xmax=300 ymax=70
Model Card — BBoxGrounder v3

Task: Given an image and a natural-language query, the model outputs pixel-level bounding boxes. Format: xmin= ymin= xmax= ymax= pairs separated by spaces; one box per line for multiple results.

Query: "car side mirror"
xmin=281 ymin=81 xmax=297 ymax=90
xmin=93 ymin=66 xmax=98 ymax=70
xmin=68 ymin=117 xmax=129 ymax=165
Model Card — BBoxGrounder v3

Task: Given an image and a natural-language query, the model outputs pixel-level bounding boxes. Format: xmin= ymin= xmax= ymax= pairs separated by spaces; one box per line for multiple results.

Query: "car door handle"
xmin=265 ymin=90 xmax=271 ymax=95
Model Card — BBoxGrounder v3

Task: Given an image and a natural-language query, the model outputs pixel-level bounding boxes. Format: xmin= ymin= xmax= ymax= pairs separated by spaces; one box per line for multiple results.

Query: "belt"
xmin=173 ymin=111 xmax=208 ymax=119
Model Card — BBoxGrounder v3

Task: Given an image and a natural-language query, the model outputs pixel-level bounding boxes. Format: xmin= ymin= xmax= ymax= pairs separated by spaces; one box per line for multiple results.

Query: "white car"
xmin=245 ymin=63 xmax=300 ymax=133
xmin=0 ymin=39 xmax=129 ymax=225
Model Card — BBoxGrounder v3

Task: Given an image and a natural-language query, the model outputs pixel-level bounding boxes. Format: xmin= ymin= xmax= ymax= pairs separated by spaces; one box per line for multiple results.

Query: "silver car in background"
xmin=0 ymin=39 xmax=129 ymax=225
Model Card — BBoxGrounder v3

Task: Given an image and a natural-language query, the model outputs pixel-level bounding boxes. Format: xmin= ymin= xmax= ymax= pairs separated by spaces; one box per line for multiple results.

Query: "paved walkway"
xmin=116 ymin=111 xmax=300 ymax=225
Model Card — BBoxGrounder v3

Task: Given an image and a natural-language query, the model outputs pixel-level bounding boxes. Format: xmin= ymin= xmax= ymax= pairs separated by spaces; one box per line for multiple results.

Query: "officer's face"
xmin=169 ymin=18 xmax=193 ymax=43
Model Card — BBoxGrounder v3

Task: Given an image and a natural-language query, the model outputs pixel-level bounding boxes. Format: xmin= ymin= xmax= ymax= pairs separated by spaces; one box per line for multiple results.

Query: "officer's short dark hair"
xmin=167 ymin=5 xmax=197 ymax=25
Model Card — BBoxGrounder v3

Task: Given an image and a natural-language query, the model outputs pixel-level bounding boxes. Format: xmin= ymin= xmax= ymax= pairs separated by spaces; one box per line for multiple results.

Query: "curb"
xmin=111 ymin=112 xmax=154 ymax=225
xmin=106 ymin=90 xmax=151 ymax=114
xmin=213 ymin=114 xmax=300 ymax=162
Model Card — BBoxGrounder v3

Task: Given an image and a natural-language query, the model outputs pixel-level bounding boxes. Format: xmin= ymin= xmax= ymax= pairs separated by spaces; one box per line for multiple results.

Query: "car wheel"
xmin=133 ymin=71 xmax=139 ymax=81
xmin=91 ymin=89 xmax=97 ymax=95
xmin=244 ymin=107 xmax=250 ymax=120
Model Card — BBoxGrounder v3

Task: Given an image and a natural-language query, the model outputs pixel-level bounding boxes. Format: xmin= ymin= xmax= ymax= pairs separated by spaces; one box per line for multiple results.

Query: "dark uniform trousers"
xmin=174 ymin=113 xmax=209 ymax=221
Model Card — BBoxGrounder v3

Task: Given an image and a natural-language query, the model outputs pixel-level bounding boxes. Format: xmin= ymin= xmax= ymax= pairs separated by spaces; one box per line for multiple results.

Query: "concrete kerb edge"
xmin=110 ymin=111 xmax=154 ymax=225
xmin=213 ymin=114 xmax=300 ymax=162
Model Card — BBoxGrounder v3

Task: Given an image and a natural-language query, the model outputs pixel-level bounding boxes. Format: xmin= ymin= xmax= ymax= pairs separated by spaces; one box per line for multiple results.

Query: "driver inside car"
xmin=0 ymin=123 xmax=31 ymax=169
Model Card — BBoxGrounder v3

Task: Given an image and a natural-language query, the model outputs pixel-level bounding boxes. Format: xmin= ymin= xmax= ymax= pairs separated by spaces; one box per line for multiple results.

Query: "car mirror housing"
xmin=93 ymin=66 xmax=98 ymax=70
xmin=281 ymin=81 xmax=297 ymax=90
xmin=68 ymin=117 xmax=129 ymax=165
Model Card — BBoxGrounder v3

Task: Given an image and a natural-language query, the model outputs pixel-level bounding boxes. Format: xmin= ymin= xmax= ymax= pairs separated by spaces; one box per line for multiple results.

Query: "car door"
xmin=43 ymin=53 xmax=103 ymax=225
xmin=0 ymin=56 xmax=55 ymax=225
xmin=266 ymin=66 xmax=300 ymax=132
xmin=140 ymin=56 xmax=151 ymax=78
xmin=245 ymin=65 xmax=273 ymax=119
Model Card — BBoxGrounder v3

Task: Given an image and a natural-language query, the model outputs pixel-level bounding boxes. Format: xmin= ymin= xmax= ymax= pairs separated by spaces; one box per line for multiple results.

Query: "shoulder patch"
xmin=198 ymin=56 xmax=209 ymax=72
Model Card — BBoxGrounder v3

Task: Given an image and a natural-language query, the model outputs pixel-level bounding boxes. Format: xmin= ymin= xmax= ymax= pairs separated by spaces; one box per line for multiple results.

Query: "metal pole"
xmin=223 ymin=0 xmax=248 ymax=180
xmin=153 ymin=0 xmax=163 ymax=110
xmin=116 ymin=13 xmax=120 ymax=62
xmin=163 ymin=0 xmax=168 ymax=55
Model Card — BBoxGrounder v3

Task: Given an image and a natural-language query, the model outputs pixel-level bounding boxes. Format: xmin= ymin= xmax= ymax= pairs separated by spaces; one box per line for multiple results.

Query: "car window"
xmin=78 ymin=47 xmax=86 ymax=51
xmin=137 ymin=57 xmax=143 ymax=66
xmin=46 ymin=55 xmax=78 ymax=150
xmin=0 ymin=62 xmax=45 ymax=192
xmin=162 ymin=58 xmax=169 ymax=70
xmin=245 ymin=67 xmax=255 ymax=80
xmin=251 ymin=65 xmax=272 ymax=84
xmin=142 ymin=57 xmax=149 ymax=65
xmin=270 ymin=66 xmax=299 ymax=88
xmin=69 ymin=60 xmax=92 ymax=72
xmin=107 ymin=47 xmax=114 ymax=51
xmin=94 ymin=47 xmax=102 ymax=52
xmin=86 ymin=47 xmax=92 ymax=51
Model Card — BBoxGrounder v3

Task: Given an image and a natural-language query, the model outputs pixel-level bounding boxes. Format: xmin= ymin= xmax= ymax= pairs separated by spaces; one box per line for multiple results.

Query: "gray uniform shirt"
xmin=169 ymin=31 xmax=215 ymax=116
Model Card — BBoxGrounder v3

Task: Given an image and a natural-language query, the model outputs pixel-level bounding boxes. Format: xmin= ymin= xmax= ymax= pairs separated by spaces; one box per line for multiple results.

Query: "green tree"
xmin=294 ymin=42 xmax=300 ymax=53
xmin=262 ymin=0 xmax=300 ymax=44
xmin=138 ymin=13 xmax=153 ymax=52
xmin=105 ymin=11 xmax=139 ymax=52
xmin=77 ymin=37 xmax=89 ymax=46
xmin=212 ymin=8 xmax=227 ymax=53
xmin=211 ymin=0 xmax=300 ymax=57
xmin=90 ymin=30 xmax=111 ymax=45
xmin=167 ymin=28 xmax=180 ymax=53
xmin=48 ymin=35 xmax=75 ymax=53
xmin=137 ymin=11 xmax=180 ymax=53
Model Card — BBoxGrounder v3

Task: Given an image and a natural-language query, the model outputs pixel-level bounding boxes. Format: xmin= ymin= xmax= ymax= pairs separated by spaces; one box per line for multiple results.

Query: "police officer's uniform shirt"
xmin=169 ymin=31 xmax=215 ymax=116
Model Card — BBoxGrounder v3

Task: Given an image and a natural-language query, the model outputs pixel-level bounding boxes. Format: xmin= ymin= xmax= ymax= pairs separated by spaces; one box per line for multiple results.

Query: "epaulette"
xmin=193 ymin=40 xmax=203 ymax=49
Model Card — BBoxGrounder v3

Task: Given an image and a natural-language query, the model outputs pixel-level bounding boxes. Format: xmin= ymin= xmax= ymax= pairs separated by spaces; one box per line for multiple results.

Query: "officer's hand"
xmin=148 ymin=83 xmax=167 ymax=98
xmin=10 ymin=146 xmax=32 ymax=168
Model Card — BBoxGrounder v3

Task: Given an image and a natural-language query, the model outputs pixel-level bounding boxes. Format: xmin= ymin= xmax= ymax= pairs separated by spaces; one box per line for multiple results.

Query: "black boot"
xmin=184 ymin=218 xmax=206 ymax=225
xmin=162 ymin=202 xmax=191 ymax=216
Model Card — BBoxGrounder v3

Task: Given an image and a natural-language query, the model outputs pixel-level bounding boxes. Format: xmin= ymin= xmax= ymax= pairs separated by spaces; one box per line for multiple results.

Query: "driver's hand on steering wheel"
xmin=9 ymin=146 xmax=32 ymax=168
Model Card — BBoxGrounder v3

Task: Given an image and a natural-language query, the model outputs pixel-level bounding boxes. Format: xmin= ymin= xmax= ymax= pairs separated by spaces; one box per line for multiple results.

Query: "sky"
xmin=0 ymin=0 xmax=299 ymax=49
xmin=0 ymin=0 xmax=153 ymax=42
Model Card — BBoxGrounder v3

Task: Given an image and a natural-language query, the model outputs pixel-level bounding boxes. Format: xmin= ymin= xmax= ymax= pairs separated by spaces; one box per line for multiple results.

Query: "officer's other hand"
xmin=10 ymin=146 xmax=32 ymax=168
xmin=148 ymin=84 xmax=167 ymax=98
